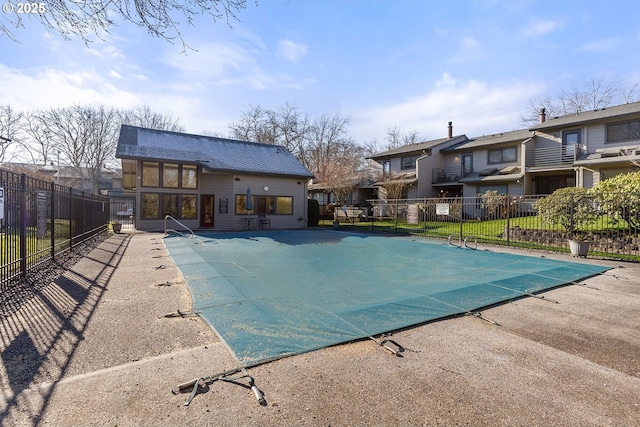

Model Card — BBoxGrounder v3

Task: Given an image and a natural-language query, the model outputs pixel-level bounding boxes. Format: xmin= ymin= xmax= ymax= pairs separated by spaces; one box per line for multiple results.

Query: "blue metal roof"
xmin=116 ymin=125 xmax=314 ymax=178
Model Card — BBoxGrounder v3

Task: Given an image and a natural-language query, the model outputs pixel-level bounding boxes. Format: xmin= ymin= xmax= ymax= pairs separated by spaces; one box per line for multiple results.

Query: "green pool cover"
xmin=164 ymin=230 xmax=609 ymax=366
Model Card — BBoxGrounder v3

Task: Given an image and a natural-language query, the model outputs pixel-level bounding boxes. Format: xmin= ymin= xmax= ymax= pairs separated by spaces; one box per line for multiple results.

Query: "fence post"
xmin=569 ymin=193 xmax=575 ymax=240
xmin=458 ymin=196 xmax=463 ymax=240
xmin=395 ymin=198 xmax=399 ymax=234
xmin=50 ymin=181 xmax=55 ymax=260
xmin=506 ymin=193 xmax=511 ymax=247
xmin=68 ymin=186 xmax=73 ymax=249
xmin=19 ymin=173 xmax=26 ymax=278
xmin=423 ymin=197 xmax=427 ymax=237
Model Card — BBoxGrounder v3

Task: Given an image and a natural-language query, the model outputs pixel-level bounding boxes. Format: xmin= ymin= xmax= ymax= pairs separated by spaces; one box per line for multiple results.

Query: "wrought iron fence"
xmin=331 ymin=194 xmax=640 ymax=262
xmin=0 ymin=167 xmax=110 ymax=287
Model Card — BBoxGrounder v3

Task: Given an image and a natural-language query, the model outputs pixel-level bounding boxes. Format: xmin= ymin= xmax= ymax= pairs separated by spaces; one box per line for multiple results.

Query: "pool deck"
xmin=1 ymin=231 xmax=639 ymax=427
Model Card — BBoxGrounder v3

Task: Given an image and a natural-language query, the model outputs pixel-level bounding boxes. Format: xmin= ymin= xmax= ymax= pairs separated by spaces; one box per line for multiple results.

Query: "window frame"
xmin=606 ymin=119 xmax=640 ymax=144
xmin=401 ymin=155 xmax=418 ymax=170
xmin=141 ymin=161 xmax=160 ymax=187
xmin=235 ymin=194 xmax=294 ymax=215
xmin=122 ymin=161 xmax=137 ymax=190
xmin=141 ymin=162 xmax=198 ymax=189
xmin=487 ymin=147 xmax=517 ymax=164
xmin=141 ymin=192 xmax=198 ymax=220
xmin=462 ymin=153 xmax=473 ymax=177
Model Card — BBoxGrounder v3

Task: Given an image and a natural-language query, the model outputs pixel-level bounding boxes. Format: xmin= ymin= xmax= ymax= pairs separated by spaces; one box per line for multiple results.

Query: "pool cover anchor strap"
xmin=378 ymin=338 xmax=405 ymax=357
xmin=172 ymin=367 xmax=266 ymax=407
xmin=466 ymin=311 xmax=500 ymax=326
xmin=219 ymin=374 xmax=267 ymax=406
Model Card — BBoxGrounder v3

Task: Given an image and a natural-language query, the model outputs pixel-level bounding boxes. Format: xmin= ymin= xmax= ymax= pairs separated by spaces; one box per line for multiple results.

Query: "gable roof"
xmin=116 ymin=125 xmax=314 ymax=178
xmin=442 ymin=129 xmax=534 ymax=152
xmin=531 ymin=101 xmax=640 ymax=131
xmin=369 ymin=134 xmax=468 ymax=160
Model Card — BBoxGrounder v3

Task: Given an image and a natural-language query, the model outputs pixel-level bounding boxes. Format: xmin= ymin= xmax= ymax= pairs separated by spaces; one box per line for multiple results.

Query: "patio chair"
xmin=258 ymin=215 xmax=270 ymax=230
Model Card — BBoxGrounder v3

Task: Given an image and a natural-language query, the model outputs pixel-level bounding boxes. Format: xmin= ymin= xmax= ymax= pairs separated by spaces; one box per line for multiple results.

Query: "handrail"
xmin=463 ymin=235 xmax=478 ymax=250
xmin=164 ymin=215 xmax=195 ymax=238
xmin=448 ymin=233 xmax=461 ymax=247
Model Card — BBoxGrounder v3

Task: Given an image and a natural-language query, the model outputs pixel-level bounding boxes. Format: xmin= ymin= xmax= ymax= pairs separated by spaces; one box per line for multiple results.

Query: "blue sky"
xmin=2 ymin=0 xmax=640 ymax=151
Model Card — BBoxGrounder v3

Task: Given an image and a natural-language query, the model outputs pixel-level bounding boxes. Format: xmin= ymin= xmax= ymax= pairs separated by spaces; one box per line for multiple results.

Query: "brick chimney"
xmin=539 ymin=108 xmax=546 ymax=124
xmin=448 ymin=121 xmax=453 ymax=139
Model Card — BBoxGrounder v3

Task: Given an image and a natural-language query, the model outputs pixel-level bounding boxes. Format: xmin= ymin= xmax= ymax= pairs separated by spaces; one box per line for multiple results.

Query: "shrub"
xmin=534 ymin=187 xmax=596 ymax=234
xmin=307 ymin=199 xmax=320 ymax=227
xmin=591 ymin=171 xmax=640 ymax=230
xmin=480 ymin=190 xmax=507 ymax=219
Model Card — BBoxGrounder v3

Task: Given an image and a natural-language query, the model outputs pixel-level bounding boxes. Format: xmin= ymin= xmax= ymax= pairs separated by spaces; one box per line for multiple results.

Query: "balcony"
xmin=432 ymin=167 xmax=462 ymax=184
xmin=529 ymin=144 xmax=581 ymax=168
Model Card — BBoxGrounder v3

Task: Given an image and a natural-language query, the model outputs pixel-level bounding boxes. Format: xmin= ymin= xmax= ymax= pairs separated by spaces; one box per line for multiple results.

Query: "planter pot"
xmin=112 ymin=223 xmax=122 ymax=233
xmin=332 ymin=221 xmax=340 ymax=230
xmin=568 ymin=239 xmax=589 ymax=257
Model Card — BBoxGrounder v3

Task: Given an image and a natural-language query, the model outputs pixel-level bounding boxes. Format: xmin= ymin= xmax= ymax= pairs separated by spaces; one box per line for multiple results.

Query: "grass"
xmin=319 ymin=214 xmax=640 ymax=261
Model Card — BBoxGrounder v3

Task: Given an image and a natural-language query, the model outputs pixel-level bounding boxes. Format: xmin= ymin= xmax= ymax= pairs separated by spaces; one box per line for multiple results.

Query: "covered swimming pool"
xmin=163 ymin=230 xmax=609 ymax=366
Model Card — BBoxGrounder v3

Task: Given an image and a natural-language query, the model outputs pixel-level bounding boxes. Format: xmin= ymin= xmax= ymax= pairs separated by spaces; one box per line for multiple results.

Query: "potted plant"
xmin=534 ymin=187 xmax=596 ymax=257
xmin=110 ymin=221 xmax=122 ymax=233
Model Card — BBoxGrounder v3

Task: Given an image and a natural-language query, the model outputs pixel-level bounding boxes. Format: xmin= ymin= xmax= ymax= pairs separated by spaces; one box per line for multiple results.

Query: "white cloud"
xmin=435 ymin=72 xmax=456 ymax=87
xmin=109 ymin=70 xmax=122 ymax=78
xmin=160 ymin=39 xmax=308 ymax=91
xmin=161 ymin=41 xmax=255 ymax=79
xmin=461 ymin=36 xmax=480 ymax=49
xmin=276 ymin=39 xmax=308 ymax=62
xmin=0 ymin=65 xmax=137 ymax=111
xmin=351 ymin=75 xmax=544 ymax=143
xmin=520 ymin=18 xmax=561 ymax=38
xmin=579 ymin=38 xmax=622 ymax=52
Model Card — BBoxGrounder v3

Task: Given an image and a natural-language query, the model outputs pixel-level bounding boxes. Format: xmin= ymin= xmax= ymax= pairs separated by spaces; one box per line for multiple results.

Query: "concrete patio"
xmin=1 ymin=231 xmax=639 ymax=426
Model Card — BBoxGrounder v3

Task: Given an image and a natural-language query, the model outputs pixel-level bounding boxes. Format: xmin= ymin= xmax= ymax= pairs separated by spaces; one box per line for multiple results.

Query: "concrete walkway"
xmin=1 ymin=231 xmax=639 ymax=426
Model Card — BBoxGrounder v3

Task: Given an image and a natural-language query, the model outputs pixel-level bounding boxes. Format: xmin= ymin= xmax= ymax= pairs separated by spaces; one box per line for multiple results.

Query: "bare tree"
xmin=21 ymin=110 xmax=57 ymax=165
xmin=385 ymin=126 xmax=421 ymax=150
xmin=521 ymin=77 xmax=640 ymax=126
xmin=231 ymin=104 xmax=371 ymax=195
xmin=36 ymin=105 xmax=120 ymax=193
xmin=0 ymin=105 xmax=22 ymax=163
xmin=229 ymin=103 xmax=310 ymax=160
xmin=1 ymin=0 xmax=253 ymax=50
xmin=380 ymin=172 xmax=411 ymax=200
xmin=119 ymin=105 xmax=185 ymax=132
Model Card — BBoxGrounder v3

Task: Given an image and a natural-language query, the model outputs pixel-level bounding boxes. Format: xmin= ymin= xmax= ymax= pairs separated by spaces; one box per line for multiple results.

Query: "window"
xmin=476 ymin=184 xmax=508 ymax=195
xmin=276 ymin=196 xmax=293 ymax=214
xmin=383 ymin=161 xmax=390 ymax=176
xmin=162 ymin=194 xmax=178 ymax=218
xmin=235 ymin=194 xmax=293 ymax=215
xmin=122 ymin=162 xmax=137 ymax=190
xmin=488 ymin=147 xmax=517 ymax=164
xmin=607 ymin=120 xmax=640 ymax=143
xmin=401 ymin=156 xmax=418 ymax=170
xmin=163 ymin=163 xmax=179 ymax=188
xmin=141 ymin=163 xmax=198 ymax=188
xmin=235 ymin=194 xmax=253 ymax=215
xmin=534 ymin=175 xmax=576 ymax=195
xmin=182 ymin=165 xmax=197 ymax=188
xmin=141 ymin=193 xmax=159 ymax=218
xmin=181 ymin=195 xmax=197 ymax=218
xmin=462 ymin=154 xmax=473 ymax=177
xmin=142 ymin=193 xmax=198 ymax=219
xmin=142 ymin=162 xmax=160 ymax=187
xmin=601 ymin=168 xmax=632 ymax=181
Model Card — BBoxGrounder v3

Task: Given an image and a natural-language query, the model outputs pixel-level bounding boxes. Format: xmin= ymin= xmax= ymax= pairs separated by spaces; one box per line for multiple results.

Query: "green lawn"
xmin=319 ymin=214 xmax=639 ymax=261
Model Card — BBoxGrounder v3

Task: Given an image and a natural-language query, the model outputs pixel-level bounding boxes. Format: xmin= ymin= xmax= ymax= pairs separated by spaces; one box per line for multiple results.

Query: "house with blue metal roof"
xmin=115 ymin=125 xmax=314 ymax=231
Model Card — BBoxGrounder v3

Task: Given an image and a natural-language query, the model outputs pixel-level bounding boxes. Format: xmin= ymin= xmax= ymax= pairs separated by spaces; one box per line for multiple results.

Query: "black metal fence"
xmin=1 ymin=167 xmax=110 ymax=287
xmin=330 ymin=194 xmax=640 ymax=262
